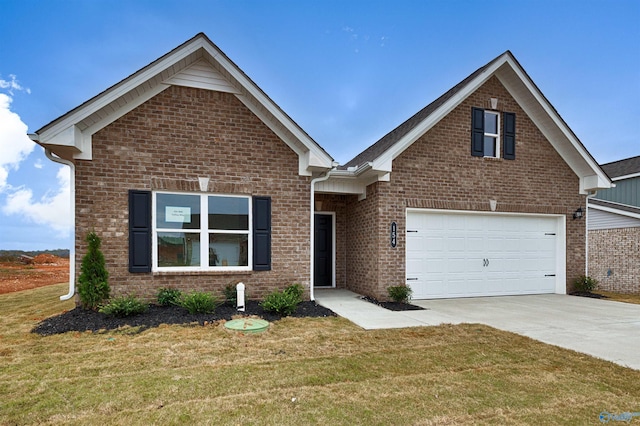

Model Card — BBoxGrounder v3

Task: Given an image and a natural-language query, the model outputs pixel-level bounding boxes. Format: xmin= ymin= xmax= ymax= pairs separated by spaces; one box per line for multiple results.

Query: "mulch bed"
xmin=569 ymin=291 xmax=609 ymax=299
xmin=32 ymin=301 xmax=336 ymax=336
xmin=360 ymin=296 xmax=426 ymax=311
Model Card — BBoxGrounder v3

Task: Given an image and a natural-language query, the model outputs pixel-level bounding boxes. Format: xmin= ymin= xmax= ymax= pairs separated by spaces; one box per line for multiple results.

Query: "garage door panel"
xmin=407 ymin=211 xmax=560 ymax=299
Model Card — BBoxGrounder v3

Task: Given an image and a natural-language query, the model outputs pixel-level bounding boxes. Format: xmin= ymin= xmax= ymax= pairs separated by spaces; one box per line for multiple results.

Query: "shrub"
xmin=77 ymin=232 xmax=110 ymax=310
xmin=99 ymin=295 xmax=148 ymax=317
xmin=260 ymin=284 xmax=304 ymax=316
xmin=573 ymin=275 xmax=598 ymax=293
xmin=157 ymin=288 xmax=182 ymax=306
xmin=179 ymin=291 xmax=220 ymax=314
xmin=387 ymin=285 xmax=413 ymax=303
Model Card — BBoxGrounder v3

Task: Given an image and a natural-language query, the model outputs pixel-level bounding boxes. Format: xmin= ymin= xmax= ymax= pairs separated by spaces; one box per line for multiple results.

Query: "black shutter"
xmin=252 ymin=196 xmax=271 ymax=271
xmin=129 ymin=190 xmax=152 ymax=273
xmin=471 ymin=107 xmax=485 ymax=157
xmin=503 ymin=112 xmax=516 ymax=160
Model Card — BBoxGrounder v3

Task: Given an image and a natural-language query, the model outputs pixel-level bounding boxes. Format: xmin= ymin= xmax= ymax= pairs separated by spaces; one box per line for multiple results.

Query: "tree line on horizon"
xmin=0 ymin=249 xmax=70 ymax=260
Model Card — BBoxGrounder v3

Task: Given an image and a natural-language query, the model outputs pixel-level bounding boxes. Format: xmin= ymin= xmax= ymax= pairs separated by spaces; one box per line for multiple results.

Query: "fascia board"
xmin=612 ymin=173 xmax=640 ymax=181
xmin=588 ymin=202 xmax=640 ymax=220
xmin=38 ymin=38 xmax=204 ymax=141
xmin=497 ymin=57 xmax=611 ymax=190
xmin=202 ymin=44 xmax=333 ymax=169
xmin=373 ymin=56 xmax=508 ymax=171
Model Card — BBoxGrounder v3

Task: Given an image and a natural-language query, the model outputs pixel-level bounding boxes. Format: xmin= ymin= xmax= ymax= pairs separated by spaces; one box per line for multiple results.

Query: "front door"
xmin=314 ymin=213 xmax=334 ymax=287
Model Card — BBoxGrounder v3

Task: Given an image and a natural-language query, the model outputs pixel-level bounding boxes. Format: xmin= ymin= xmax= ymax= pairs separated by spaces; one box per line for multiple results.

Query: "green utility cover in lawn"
xmin=224 ymin=318 xmax=269 ymax=334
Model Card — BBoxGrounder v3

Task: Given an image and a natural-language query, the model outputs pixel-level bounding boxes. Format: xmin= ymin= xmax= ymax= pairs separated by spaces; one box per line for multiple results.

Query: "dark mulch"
xmin=569 ymin=291 xmax=609 ymax=299
xmin=361 ymin=296 xmax=426 ymax=311
xmin=32 ymin=301 xmax=336 ymax=336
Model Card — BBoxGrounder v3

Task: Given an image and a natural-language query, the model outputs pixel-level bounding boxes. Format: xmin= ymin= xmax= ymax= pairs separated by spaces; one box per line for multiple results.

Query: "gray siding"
xmin=588 ymin=207 xmax=640 ymax=230
xmin=594 ymin=177 xmax=640 ymax=208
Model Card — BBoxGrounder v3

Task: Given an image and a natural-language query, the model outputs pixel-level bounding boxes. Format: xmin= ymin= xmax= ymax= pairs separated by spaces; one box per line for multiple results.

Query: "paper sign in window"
xmin=166 ymin=206 xmax=191 ymax=223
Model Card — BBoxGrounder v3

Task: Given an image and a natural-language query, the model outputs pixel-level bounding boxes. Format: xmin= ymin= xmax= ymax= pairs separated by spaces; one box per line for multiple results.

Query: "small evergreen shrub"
xmin=77 ymin=232 xmax=110 ymax=310
xmin=179 ymin=291 xmax=219 ymax=314
xmin=157 ymin=288 xmax=182 ymax=306
xmin=224 ymin=282 xmax=246 ymax=306
xmin=260 ymin=284 xmax=304 ymax=316
xmin=99 ymin=295 xmax=148 ymax=317
xmin=387 ymin=285 xmax=413 ymax=303
xmin=573 ymin=275 xmax=599 ymax=293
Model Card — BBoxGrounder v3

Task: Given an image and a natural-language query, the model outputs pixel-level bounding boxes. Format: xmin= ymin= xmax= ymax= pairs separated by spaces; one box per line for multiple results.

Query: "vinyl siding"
xmin=588 ymin=207 xmax=640 ymax=230
xmin=594 ymin=177 xmax=640 ymax=208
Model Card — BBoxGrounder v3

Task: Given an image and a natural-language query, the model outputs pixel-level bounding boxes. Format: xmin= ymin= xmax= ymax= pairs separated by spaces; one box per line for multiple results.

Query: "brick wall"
xmin=75 ymin=86 xmax=312 ymax=301
xmin=347 ymin=76 xmax=586 ymax=300
xmin=589 ymin=227 xmax=640 ymax=293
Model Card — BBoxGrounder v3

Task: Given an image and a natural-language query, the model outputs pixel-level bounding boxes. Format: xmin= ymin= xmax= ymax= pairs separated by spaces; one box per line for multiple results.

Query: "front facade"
xmin=32 ymin=34 xmax=611 ymax=302
xmin=588 ymin=156 xmax=640 ymax=293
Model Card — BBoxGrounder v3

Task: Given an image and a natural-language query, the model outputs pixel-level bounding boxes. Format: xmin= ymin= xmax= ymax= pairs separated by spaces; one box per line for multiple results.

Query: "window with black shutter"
xmin=471 ymin=107 xmax=516 ymax=160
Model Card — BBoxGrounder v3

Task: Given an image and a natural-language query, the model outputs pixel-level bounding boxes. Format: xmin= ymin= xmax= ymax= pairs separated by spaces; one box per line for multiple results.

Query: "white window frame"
xmin=152 ymin=191 xmax=252 ymax=272
xmin=483 ymin=110 xmax=500 ymax=158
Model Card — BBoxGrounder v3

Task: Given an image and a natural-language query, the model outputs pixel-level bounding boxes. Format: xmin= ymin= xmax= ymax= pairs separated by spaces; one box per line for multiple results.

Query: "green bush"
xmin=99 ymin=295 xmax=148 ymax=317
xmin=179 ymin=291 xmax=220 ymax=314
xmin=77 ymin=232 xmax=110 ymax=310
xmin=260 ymin=284 xmax=304 ymax=316
xmin=573 ymin=275 xmax=598 ymax=293
xmin=224 ymin=282 xmax=247 ymax=306
xmin=387 ymin=285 xmax=413 ymax=303
xmin=157 ymin=288 xmax=182 ymax=306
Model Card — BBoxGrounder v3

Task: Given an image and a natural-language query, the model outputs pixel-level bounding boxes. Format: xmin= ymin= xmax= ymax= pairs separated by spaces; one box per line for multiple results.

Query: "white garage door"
xmin=406 ymin=210 xmax=561 ymax=299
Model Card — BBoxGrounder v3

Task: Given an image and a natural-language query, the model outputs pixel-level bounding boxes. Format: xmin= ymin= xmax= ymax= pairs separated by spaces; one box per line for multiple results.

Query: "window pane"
xmin=484 ymin=112 xmax=498 ymax=134
xmin=156 ymin=194 xmax=200 ymax=229
xmin=158 ymin=232 xmax=201 ymax=267
xmin=484 ymin=136 xmax=496 ymax=157
xmin=208 ymin=196 xmax=249 ymax=230
xmin=209 ymin=234 xmax=249 ymax=267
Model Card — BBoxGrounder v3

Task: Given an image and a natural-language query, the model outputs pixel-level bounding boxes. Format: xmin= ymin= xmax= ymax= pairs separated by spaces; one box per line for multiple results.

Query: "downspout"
xmin=309 ymin=165 xmax=337 ymax=301
xmin=585 ymin=191 xmax=597 ymax=277
xmin=44 ymin=148 xmax=76 ymax=301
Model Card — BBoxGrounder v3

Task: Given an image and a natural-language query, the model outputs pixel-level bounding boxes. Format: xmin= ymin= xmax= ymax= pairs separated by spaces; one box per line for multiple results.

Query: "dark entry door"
xmin=314 ymin=214 xmax=333 ymax=287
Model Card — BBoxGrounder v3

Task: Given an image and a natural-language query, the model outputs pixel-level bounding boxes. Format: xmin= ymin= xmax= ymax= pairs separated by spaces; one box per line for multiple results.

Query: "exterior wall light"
xmin=573 ymin=207 xmax=584 ymax=220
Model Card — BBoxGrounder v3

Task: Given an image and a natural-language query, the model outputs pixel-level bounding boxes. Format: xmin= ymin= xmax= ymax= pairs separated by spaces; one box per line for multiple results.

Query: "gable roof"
xmin=342 ymin=55 xmax=500 ymax=169
xmin=31 ymin=33 xmax=333 ymax=176
xmin=600 ymin=155 xmax=640 ymax=180
xmin=341 ymin=51 xmax=611 ymax=194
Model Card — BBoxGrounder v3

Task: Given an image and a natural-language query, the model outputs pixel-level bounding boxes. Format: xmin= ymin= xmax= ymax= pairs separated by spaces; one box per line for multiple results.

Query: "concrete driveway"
xmin=315 ymin=289 xmax=640 ymax=370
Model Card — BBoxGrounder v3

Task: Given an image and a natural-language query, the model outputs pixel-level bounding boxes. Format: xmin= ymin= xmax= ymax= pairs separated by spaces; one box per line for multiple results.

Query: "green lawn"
xmin=1 ymin=283 xmax=639 ymax=425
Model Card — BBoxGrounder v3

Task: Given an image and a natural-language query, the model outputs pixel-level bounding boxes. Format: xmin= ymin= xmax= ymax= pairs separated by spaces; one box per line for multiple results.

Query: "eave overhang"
xmin=32 ymin=33 xmax=333 ymax=176
xmin=353 ymin=52 xmax=612 ymax=194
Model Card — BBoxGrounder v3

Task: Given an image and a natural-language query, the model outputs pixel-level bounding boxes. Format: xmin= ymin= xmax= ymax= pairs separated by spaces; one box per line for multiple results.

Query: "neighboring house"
xmin=31 ymin=33 xmax=611 ymax=302
xmin=588 ymin=156 xmax=640 ymax=293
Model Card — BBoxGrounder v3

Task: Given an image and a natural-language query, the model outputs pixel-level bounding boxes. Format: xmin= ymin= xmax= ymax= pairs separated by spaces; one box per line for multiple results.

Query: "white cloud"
xmin=0 ymin=92 xmax=35 ymax=190
xmin=0 ymin=74 xmax=30 ymax=95
xmin=34 ymin=159 xmax=43 ymax=169
xmin=2 ymin=166 xmax=71 ymax=236
xmin=0 ymin=76 xmax=70 ymax=237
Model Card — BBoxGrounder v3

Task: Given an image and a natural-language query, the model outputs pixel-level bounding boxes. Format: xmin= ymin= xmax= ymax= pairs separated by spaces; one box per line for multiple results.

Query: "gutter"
xmin=309 ymin=165 xmax=337 ymax=301
xmin=33 ymin=140 xmax=76 ymax=301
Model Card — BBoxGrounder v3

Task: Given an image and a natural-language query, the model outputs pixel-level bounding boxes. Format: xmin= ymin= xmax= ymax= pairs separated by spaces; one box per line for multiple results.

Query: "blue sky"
xmin=0 ymin=0 xmax=638 ymax=250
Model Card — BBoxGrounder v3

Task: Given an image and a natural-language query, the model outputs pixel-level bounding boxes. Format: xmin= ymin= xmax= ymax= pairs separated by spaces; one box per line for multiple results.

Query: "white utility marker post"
xmin=236 ymin=282 xmax=245 ymax=312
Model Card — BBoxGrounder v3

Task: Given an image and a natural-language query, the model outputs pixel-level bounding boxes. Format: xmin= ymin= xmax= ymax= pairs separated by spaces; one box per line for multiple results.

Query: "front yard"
xmin=1 ymin=283 xmax=639 ymax=425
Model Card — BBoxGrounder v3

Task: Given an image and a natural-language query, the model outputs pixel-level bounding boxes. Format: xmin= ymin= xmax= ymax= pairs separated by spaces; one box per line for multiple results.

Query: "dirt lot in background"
xmin=0 ymin=255 xmax=69 ymax=295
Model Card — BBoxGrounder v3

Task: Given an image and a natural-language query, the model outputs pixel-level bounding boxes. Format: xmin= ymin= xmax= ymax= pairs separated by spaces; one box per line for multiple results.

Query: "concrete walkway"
xmin=315 ymin=289 xmax=640 ymax=370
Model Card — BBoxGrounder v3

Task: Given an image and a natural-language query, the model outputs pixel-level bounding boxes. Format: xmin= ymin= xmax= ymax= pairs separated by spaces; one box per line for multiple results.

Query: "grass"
xmin=594 ymin=290 xmax=640 ymax=305
xmin=1 ymin=284 xmax=640 ymax=425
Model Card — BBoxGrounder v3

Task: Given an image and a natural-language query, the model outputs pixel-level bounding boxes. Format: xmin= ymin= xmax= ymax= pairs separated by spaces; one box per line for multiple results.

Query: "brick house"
xmin=588 ymin=156 xmax=640 ymax=293
xmin=32 ymin=33 xmax=611 ymax=302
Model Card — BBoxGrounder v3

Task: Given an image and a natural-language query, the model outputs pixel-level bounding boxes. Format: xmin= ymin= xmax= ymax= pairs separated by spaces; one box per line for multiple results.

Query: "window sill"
xmin=153 ymin=270 xmax=254 ymax=276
